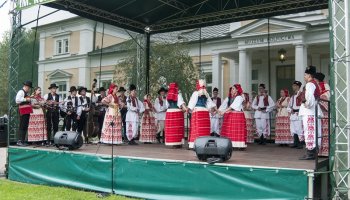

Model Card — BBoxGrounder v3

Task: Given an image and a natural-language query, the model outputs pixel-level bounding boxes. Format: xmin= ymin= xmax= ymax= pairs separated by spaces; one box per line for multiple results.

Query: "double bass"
xmin=85 ymin=79 xmax=99 ymax=140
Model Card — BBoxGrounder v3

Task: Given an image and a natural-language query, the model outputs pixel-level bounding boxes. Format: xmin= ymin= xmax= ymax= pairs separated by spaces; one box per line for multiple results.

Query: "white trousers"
xmin=255 ymin=118 xmax=270 ymax=137
xmin=302 ymin=115 xmax=322 ymax=150
xmin=210 ymin=116 xmax=221 ymax=134
xmin=126 ymin=121 xmax=139 ymax=141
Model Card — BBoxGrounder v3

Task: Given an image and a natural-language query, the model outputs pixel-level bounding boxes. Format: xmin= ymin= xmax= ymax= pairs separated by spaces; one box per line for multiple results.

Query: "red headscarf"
xmin=233 ymin=84 xmax=243 ymax=96
xmin=108 ymin=83 xmax=119 ymax=104
xmin=318 ymin=82 xmax=328 ymax=95
xmin=283 ymin=89 xmax=289 ymax=97
xmin=167 ymin=83 xmax=178 ymax=101
xmin=196 ymin=80 xmax=206 ymax=90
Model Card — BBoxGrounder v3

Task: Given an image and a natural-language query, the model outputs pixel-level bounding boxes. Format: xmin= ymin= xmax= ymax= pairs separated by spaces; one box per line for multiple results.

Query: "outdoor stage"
xmin=7 ymin=142 xmax=326 ymax=199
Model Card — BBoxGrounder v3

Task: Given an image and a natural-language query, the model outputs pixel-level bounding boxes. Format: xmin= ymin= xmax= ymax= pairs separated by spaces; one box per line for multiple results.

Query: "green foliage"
xmin=0 ymin=179 xmax=136 ymax=200
xmin=0 ymin=32 xmax=10 ymax=115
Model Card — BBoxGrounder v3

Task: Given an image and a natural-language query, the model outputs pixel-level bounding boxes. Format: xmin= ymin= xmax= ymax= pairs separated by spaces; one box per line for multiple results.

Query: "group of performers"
xmin=15 ymin=65 xmax=329 ymax=160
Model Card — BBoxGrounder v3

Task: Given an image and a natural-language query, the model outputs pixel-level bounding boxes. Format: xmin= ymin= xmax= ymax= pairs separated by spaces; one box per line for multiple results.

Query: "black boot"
xmin=299 ymin=148 xmax=316 ymax=160
xmin=258 ymin=135 xmax=263 ymax=145
xmin=296 ymin=136 xmax=303 ymax=149
xmin=156 ymin=132 xmax=161 ymax=143
xmin=261 ymin=136 xmax=266 ymax=145
xmin=290 ymin=134 xmax=298 ymax=148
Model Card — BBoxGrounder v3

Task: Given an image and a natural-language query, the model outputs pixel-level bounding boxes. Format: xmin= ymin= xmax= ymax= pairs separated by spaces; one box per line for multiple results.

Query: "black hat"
xmin=118 ymin=87 xmax=126 ymax=92
xmin=305 ymin=65 xmax=317 ymax=75
xmin=213 ymin=87 xmax=219 ymax=92
xmin=314 ymin=72 xmax=325 ymax=82
xmin=259 ymin=84 xmax=266 ymax=89
xmin=23 ymin=81 xmax=32 ymax=88
xmin=69 ymin=86 xmax=77 ymax=92
xmin=158 ymin=87 xmax=168 ymax=94
xmin=293 ymin=81 xmax=302 ymax=87
xmin=48 ymin=83 xmax=58 ymax=89
xmin=78 ymin=87 xmax=87 ymax=94
xmin=129 ymin=84 xmax=136 ymax=91
xmin=98 ymin=87 xmax=106 ymax=92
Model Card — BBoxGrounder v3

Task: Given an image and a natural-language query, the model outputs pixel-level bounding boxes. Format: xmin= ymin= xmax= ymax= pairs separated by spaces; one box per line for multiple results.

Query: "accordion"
xmin=19 ymin=104 xmax=33 ymax=115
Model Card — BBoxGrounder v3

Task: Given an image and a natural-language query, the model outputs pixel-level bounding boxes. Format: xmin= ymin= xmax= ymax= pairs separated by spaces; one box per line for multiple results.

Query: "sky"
xmin=0 ymin=1 xmax=75 ymax=41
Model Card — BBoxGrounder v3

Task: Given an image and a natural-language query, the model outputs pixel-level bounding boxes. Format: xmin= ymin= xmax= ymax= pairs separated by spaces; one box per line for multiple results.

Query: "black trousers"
xmin=78 ymin=112 xmax=88 ymax=138
xmin=120 ymin=108 xmax=127 ymax=139
xmin=98 ymin=111 xmax=106 ymax=139
xmin=46 ymin=110 xmax=59 ymax=141
xmin=65 ymin=112 xmax=78 ymax=131
xmin=19 ymin=114 xmax=30 ymax=142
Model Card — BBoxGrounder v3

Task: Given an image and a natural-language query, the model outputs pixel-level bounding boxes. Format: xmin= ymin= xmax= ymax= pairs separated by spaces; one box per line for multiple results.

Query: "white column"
xmin=212 ymin=53 xmax=222 ymax=95
xmin=295 ymin=44 xmax=306 ymax=83
xmin=246 ymin=51 xmax=252 ymax=94
xmin=229 ymin=58 xmax=238 ymax=84
xmin=38 ymin=65 xmax=44 ymax=89
xmin=80 ymin=30 xmax=94 ymax=54
xmin=39 ymin=33 xmax=45 ymax=61
xmin=239 ymin=49 xmax=247 ymax=91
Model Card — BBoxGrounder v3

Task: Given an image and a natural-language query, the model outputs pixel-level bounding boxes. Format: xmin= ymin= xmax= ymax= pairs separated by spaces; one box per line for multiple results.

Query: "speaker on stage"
xmin=194 ymin=136 xmax=232 ymax=163
xmin=54 ymin=131 xmax=83 ymax=150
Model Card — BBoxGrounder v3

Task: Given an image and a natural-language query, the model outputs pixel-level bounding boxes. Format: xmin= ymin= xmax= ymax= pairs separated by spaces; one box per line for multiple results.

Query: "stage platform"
xmin=7 ymin=142 xmax=327 ymax=199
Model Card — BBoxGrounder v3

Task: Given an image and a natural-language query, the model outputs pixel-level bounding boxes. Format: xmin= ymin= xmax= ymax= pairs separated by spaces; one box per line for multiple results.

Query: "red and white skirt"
xmin=27 ymin=108 xmax=47 ymax=142
xmin=140 ymin=111 xmax=157 ymax=143
xmin=275 ymin=115 xmax=293 ymax=144
xmin=221 ymin=111 xmax=247 ymax=148
xmin=244 ymin=111 xmax=255 ymax=143
xmin=100 ymin=108 xmax=123 ymax=144
xmin=188 ymin=108 xmax=211 ymax=148
xmin=165 ymin=109 xmax=184 ymax=146
xmin=319 ymin=111 xmax=329 ymax=157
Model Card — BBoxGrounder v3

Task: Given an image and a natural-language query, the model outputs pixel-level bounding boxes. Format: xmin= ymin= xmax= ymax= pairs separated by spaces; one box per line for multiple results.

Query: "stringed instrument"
xmin=85 ymin=79 xmax=100 ymax=140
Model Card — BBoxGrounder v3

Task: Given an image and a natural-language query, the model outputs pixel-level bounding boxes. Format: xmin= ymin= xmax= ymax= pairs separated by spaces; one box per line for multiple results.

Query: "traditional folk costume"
xmin=315 ymin=73 xmax=330 ymax=157
xmin=165 ymin=83 xmax=186 ymax=146
xmin=118 ymin=87 xmax=128 ymax=141
xmin=44 ymin=83 xmax=61 ymax=144
xmin=252 ymin=84 xmax=275 ymax=144
xmin=275 ymin=90 xmax=293 ymax=144
xmin=15 ymin=81 xmax=33 ymax=145
xmin=154 ymin=87 xmax=168 ymax=143
xmin=28 ymin=94 xmax=47 ymax=142
xmin=210 ymin=88 xmax=222 ymax=136
xmin=139 ymin=96 xmax=157 ymax=143
xmin=243 ymin=93 xmax=255 ymax=143
xmin=62 ymin=86 xmax=79 ymax=132
xmin=299 ymin=66 xmax=322 ymax=160
xmin=96 ymin=87 xmax=107 ymax=140
xmin=188 ymin=80 xmax=216 ymax=149
xmin=100 ymin=84 xmax=123 ymax=144
xmin=126 ymin=84 xmax=145 ymax=145
xmin=219 ymin=84 xmax=247 ymax=148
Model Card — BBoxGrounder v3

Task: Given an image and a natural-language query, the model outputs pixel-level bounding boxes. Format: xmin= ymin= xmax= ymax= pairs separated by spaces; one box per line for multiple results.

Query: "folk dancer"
xmin=44 ymin=83 xmax=61 ymax=145
xmin=210 ymin=87 xmax=222 ymax=137
xmin=188 ymin=79 xmax=216 ymax=149
xmin=140 ymin=94 xmax=157 ymax=143
xmin=164 ymin=83 xmax=187 ymax=147
xmin=126 ymin=84 xmax=145 ymax=145
xmin=243 ymin=93 xmax=255 ymax=143
xmin=154 ymin=87 xmax=168 ymax=143
xmin=63 ymin=86 xmax=79 ymax=131
xmin=15 ymin=81 xmax=33 ymax=146
xmin=314 ymin=72 xmax=330 ymax=157
xmin=275 ymin=89 xmax=293 ymax=145
xmin=252 ymin=84 xmax=275 ymax=145
xmin=28 ymin=87 xmax=47 ymax=143
xmin=299 ymin=66 xmax=322 ymax=160
xmin=95 ymin=87 xmax=107 ymax=140
xmin=100 ymin=84 xmax=123 ymax=144
xmin=118 ymin=87 xmax=128 ymax=141
xmin=287 ymin=81 xmax=304 ymax=149
xmin=219 ymin=84 xmax=247 ymax=148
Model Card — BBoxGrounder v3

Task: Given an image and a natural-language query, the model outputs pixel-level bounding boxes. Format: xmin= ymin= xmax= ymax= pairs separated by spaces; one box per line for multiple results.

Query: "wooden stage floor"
xmin=20 ymin=142 xmax=327 ymax=170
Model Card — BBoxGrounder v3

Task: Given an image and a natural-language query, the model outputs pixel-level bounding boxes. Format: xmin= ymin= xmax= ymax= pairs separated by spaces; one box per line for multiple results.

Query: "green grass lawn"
xmin=0 ymin=178 xmax=137 ymax=200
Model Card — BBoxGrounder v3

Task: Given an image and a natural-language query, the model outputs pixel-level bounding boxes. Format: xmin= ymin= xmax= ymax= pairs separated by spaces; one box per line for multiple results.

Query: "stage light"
xmin=278 ymin=48 xmax=286 ymax=63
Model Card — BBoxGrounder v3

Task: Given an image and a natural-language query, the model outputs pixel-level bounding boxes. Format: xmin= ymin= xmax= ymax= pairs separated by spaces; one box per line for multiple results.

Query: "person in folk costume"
xmin=95 ymin=87 xmax=107 ymax=140
xmin=15 ymin=81 xmax=33 ymax=146
xmin=188 ymin=79 xmax=216 ymax=149
xmin=252 ymin=84 xmax=275 ymax=145
xmin=100 ymin=84 xmax=123 ymax=144
xmin=62 ymin=86 xmax=79 ymax=132
xmin=126 ymin=84 xmax=145 ymax=145
xmin=287 ymin=81 xmax=304 ymax=149
xmin=299 ymin=66 xmax=323 ymax=160
xmin=118 ymin=86 xmax=128 ymax=141
xmin=314 ymin=72 xmax=330 ymax=157
xmin=27 ymin=87 xmax=47 ymax=144
xmin=139 ymin=94 xmax=157 ymax=143
xmin=274 ymin=89 xmax=293 ymax=146
xmin=164 ymin=82 xmax=187 ymax=147
xmin=219 ymin=84 xmax=247 ymax=148
xmin=154 ymin=87 xmax=168 ymax=143
xmin=76 ymin=87 xmax=97 ymax=144
xmin=243 ymin=92 xmax=255 ymax=143
xmin=44 ymin=83 xmax=61 ymax=145
xmin=210 ymin=87 xmax=222 ymax=137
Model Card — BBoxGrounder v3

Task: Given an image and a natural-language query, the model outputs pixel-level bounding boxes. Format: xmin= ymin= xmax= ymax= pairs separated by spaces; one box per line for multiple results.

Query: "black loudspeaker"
xmin=194 ymin=136 xmax=232 ymax=162
xmin=54 ymin=131 xmax=83 ymax=150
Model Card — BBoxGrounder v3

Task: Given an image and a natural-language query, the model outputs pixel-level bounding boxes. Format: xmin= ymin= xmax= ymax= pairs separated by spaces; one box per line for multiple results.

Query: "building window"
xmin=56 ymin=81 xmax=68 ymax=100
xmin=55 ymin=38 xmax=69 ymax=55
xmin=252 ymin=70 xmax=259 ymax=80
xmin=101 ymin=80 xmax=112 ymax=90
xmin=204 ymin=72 xmax=213 ymax=93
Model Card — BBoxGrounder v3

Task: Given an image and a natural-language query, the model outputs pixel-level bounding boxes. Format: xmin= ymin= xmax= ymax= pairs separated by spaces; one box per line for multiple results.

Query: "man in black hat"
xmin=154 ymin=87 xmax=168 ymax=143
xmin=44 ymin=83 xmax=61 ymax=145
xmin=15 ymin=81 xmax=33 ymax=146
xmin=95 ymin=87 xmax=107 ymax=140
xmin=63 ymin=86 xmax=79 ymax=131
xmin=287 ymin=81 xmax=303 ymax=149
xmin=299 ymin=66 xmax=322 ymax=160
xmin=118 ymin=86 xmax=128 ymax=141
